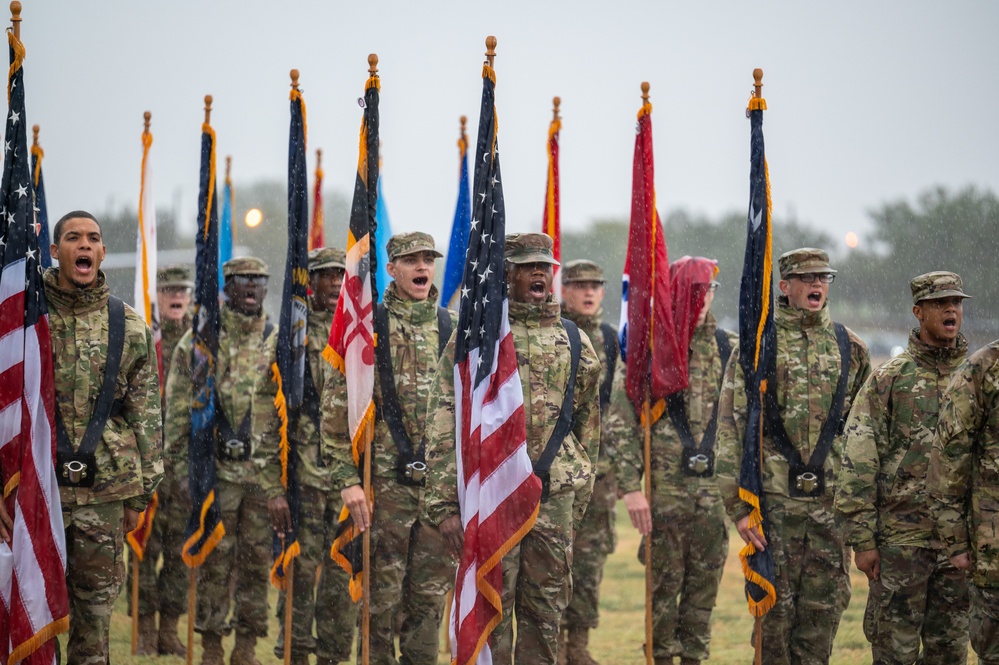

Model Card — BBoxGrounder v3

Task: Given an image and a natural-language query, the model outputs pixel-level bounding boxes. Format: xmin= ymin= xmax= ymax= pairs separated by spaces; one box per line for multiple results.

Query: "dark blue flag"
xmin=29 ymin=124 xmax=50 ymax=268
xmin=182 ymin=101 xmax=224 ymax=567
xmin=737 ymin=87 xmax=777 ymax=616
xmin=271 ymin=77 xmax=310 ymax=588
xmin=440 ymin=118 xmax=471 ymax=308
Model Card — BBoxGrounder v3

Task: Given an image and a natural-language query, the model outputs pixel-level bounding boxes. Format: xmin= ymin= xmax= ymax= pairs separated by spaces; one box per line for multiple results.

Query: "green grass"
xmin=103 ymin=504 xmax=978 ymax=664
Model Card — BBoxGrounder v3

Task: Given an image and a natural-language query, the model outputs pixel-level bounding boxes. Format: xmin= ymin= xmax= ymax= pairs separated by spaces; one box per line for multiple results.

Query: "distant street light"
xmin=845 ymin=231 xmax=859 ymax=248
xmin=245 ymin=208 xmax=263 ymax=228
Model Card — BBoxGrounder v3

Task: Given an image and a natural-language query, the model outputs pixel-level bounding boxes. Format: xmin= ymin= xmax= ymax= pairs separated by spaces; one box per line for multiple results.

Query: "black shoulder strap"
xmin=763 ymin=323 xmax=852 ymax=468
xmin=715 ymin=328 xmax=732 ymax=372
xmin=599 ymin=322 xmax=618 ymax=414
xmin=665 ymin=328 xmax=733 ymax=456
xmin=263 ymin=319 xmax=275 ymax=339
xmin=436 ymin=306 xmax=452 ymax=357
xmin=56 ymin=296 xmax=127 ymax=455
xmin=534 ymin=319 xmax=582 ymax=483
xmin=373 ymin=303 xmax=417 ymax=458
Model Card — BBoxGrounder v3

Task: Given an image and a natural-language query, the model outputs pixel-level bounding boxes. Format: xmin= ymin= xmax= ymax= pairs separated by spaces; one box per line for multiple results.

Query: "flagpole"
xmin=751 ymin=67 xmax=765 ymax=665
xmin=9 ymin=0 xmax=18 ymax=39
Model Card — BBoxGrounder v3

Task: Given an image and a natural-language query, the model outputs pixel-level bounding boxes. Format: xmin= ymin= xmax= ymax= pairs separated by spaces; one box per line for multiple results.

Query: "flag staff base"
xmin=131 ymin=556 xmax=140 ymax=655
xmin=187 ymin=568 xmax=197 ymax=665
xmin=642 ymin=397 xmax=653 ymax=665
xmin=754 ymin=616 xmax=763 ymax=665
xmin=283 ymin=555 xmax=295 ymax=665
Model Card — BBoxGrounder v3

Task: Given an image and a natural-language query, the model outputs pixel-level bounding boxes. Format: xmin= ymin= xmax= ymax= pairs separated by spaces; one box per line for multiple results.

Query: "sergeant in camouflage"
xmin=44 ymin=211 xmax=164 ymax=665
xmin=558 ymin=259 xmax=620 ymax=665
xmin=931 ymin=337 xmax=999 ymax=664
xmin=128 ymin=264 xmax=195 ymax=656
xmin=716 ymin=247 xmax=871 ymax=665
xmin=322 ymin=232 xmax=456 ymax=665
xmin=165 ymin=256 xmax=279 ymax=665
xmin=836 ymin=271 xmax=971 ymax=664
xmin=258 ymin=246 xmax=357 ymax=665
xmin=610 ymin=257 xmax=733 ymax=665
xmin=425 ymin=233 xmax=602 ymax=665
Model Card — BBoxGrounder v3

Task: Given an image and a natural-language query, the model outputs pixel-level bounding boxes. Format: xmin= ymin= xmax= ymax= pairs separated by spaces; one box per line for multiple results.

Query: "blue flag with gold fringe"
xmin=441 ymin=120 xmax=471 ymax=308
xmin=182 ymin=104 xmax=225 ymax=568
xmin=737 ymin=86 xmax=777 ymax=617
xmin=270 ymin=76 xmax=310 ymax=589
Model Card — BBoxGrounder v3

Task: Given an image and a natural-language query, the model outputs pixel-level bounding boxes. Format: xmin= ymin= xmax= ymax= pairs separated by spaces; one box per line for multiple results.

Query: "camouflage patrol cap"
xmin=561 ymin=259 xmax=605 ymax=284
xmin=910 ymin=271 xmax=971 ymax=304
xmin=222 ymin=256 xmax=270 ymax=278
xmin=308 ymin=246 xmax=346 ymax=272
xmin=504 ymin=233 xmax=560 ymax=266
xmin=157 ymin=264 xmax=194 ymax=289
xmin=778 ymin=247 xmax=837 ymax=279
xmin=387 ymin=232 xmax=442 ymax=261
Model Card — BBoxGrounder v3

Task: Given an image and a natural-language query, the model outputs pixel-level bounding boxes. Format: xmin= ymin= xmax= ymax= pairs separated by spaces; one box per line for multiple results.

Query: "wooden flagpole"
xmin=751 ymin=67 xmax=765 ymax=665
xmin=9 ymin=1 xmax=19 ymax=40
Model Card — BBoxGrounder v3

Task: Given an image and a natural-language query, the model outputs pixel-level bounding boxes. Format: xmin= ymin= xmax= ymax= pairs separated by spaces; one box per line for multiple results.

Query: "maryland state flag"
xmin=737 ymin=82 xmax=777 ymax=617
xmin=309 ymin=149 xmax=324 ymax=251
xmin=29 ymin=124 xmax=50 ymax=269
xmin=542 ymin=98 xmax=561 ymax=299
xmin=621 ymin=88 xmax=684 ymax=424
xmin=325 ymin=66 xmax=379 ymax=602
xmin=440 ymin=117 xmax=471 ymax=309
xmin=182 ymin=100 xmax=225 ymax=568
xmin=270 ymin=76 xmax=310 ymax=589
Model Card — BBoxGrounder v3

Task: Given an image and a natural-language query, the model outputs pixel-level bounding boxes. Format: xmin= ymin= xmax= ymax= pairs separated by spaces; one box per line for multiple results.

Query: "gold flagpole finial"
xmin=32 ymin=123 xmax=38 ymax=147
xmin=10 ymin=1 xmax=21 ymax=40
xmin=368 ymin=54 xmax=378 ymax=76
xmin=552 ymin=97 xmax=561 ymax=122
xmin=143 ymin=111 xmax=151 ymax=134
xmin=316 ymin=148 xmax=322 ymax=170
xmin=460 ymin=115 xmax=467 ymax=135
xmin=753 ymin=69 xmax=763 ymax=98
xmin=641 ymin=82 xmax=650 ymax=104
xmin=225 ymin=155 xmax=232 ymax=180
xmin=204 ymin=95 xmax=213 ymax=125
xmin=485 ymin=36 xmax=497 ymax=68
xmin=290 ymin=69 xmax=300 ymax=90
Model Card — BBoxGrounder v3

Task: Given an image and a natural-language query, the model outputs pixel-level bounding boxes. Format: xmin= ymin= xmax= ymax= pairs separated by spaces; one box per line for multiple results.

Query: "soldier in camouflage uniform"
xmin=931 ymin=338 xmax=999 ymax=663
xmin=716 ymin=248 xmax=870 ymax=665
xmin=129 ymin=264 xmax=194 ymax=656
xmin=259 ymin=247 xmax=358 ymax=665
xmin=557 ymin=259 xmax=619 ymax=665
xmin=425 ymin=233 xmax=601 ymax=665
xmin=322 ymin=232 xmax=456 ymax=665
xmin=836 ymin=271 xmax=971 ymax=664
xmin=166 ymin=256 xmax=279 ymax=665
xmin=610 ymin=257 xmax=733 ymax=665
xmin=45 ymin=211 xmax=163 ymax=665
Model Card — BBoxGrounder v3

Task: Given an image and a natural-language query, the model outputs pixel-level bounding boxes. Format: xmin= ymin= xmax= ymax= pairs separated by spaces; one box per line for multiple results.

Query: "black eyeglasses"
xmin=792 ymin=273 xmax=835 ymax=285
xmin=229 ymin=275 xmax=268 ymax=286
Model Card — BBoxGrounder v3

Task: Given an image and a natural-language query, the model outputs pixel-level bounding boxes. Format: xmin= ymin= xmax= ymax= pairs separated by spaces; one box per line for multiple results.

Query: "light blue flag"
xmin=374 ymin=176 xmax=393 ymax=302
xmin=218 ymin=178 xmax=233 ymax=289
xmin=441 ymin=133 xmax=471 ymax=308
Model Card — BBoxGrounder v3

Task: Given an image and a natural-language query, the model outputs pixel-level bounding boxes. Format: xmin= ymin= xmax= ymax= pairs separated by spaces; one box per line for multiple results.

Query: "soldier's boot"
xmin=229 ymin=633 xmax=262 ymax=665
xmin=157 ymin=614 xmax=187 ymax=657
xmin=566 ymin=627 xmax=600 ymax=665
xmin=679 ymin=659 xmax=700 ymax=665
xmin=652 ymin=659 xmax=673 ymax=665
xmin=200 ymin=633 xmax=225 ymax=665
xmin=136 ymin=614 xmax=158 ymax=656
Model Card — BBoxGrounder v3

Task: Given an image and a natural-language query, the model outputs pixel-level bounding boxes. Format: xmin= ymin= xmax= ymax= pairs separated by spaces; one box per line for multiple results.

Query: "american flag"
xmin=0 ymin=29 xmax=69 ymax=665
xmin=449 ymin=62 xmax=541 ymax=665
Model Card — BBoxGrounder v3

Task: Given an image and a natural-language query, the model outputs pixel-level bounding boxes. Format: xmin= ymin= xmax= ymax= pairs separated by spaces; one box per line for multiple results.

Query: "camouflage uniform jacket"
xmin=424 ymin=296 xmax=602 ymax=530
xmin=159 ymin=314 xmax=192 ymax=391
xmin=609 ymin=311 xmax=737 ymax=498
xmin=561 ymin=308 xmax=617 ymax=478
xmin=43 ymin=269 xmax=163 ymax=512
xmin=716 ymin=299 xmax=871 ymax=521
xmin=322 ymin=283 xmax=455 ymax=491
xmin=165 ymin=305 xmax=279 ymax=485
xmin=836 ymin=329 xmax=968 ymax=552
xmin=930 ymin=340 xmax=999 ymax=586
xmin=257 ymin=304 xmax=334 ymax=497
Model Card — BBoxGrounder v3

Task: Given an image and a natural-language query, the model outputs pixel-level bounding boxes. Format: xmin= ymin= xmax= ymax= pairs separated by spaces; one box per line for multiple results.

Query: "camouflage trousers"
xmin=196 ymin=478 xmax=271 ymax=638
xmin=562 ymin=472 xmax=617 ymax=630
xmin=274 ymin=484 xmax=358 ymax=662
xmin=364 ymin=476 xmax=455 ymax=665
xmin=494 ymin=490 xmax=574 ymax=665
xmin=758 ymin=496 xmax=851 ymax=665
xmin=644 ymin=486 xmax=728 ymax=662
xmin=126 ymin=476 xmax=191 ymax=618
xmin=63 ymin=500 xmax=126 ymax=665
xmin=863 ymin=545 xmax=969 ymax=664
xmin=969 ymin=584 xmax=999 ymax=664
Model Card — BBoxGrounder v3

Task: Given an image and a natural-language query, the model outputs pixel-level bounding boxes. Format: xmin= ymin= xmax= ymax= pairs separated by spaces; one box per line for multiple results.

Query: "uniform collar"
xmin=383 ymin=281 xmax=440 ymax=325
xmin=906 ymin=327 xmax=968 ymax=370
xmin=43 ymin=267 xmax=110 ymax=314
xmin=508 ymin=295 xmax=561 ymax=327
xmin=776 ymin=296 xmax=831 ymax=331
xmin=221 ymin=304 xmax=267 ymax=334
xmin=562 ymin=306 xmax=604 ymax=331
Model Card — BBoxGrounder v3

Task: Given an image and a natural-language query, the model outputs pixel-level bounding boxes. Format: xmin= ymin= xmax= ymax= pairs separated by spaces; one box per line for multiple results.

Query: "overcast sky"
xmin=21 ymin=0 xmax=999 ymax=257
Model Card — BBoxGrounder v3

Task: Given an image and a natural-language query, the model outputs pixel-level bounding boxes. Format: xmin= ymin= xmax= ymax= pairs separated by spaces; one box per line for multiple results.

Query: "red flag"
xmin=669 ymin=256 xmax=718 ymax=358
xmin=623 ymin=94 xmax=684 ymax=424
xmin=542 ymin=99 xmax=561 ymax=299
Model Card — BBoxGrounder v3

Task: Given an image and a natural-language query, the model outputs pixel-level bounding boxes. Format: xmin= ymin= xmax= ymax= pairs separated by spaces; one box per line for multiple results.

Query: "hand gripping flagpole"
xmin=751 ymin=66 xmax=765 ymax=665
xmin=361 ymin=53 xmax=378 ymax=665
xmin=186 ymin=93 xmax=213 ymax=665
xmin=640 ymin=80 xmax=655 ymax=665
